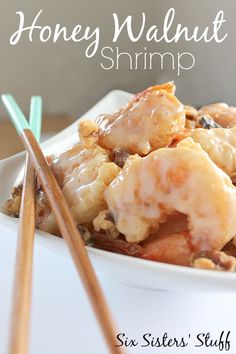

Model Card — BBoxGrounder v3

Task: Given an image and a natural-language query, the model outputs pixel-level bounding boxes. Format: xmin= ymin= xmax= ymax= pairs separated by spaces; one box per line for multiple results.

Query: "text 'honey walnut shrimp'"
xmin=105 ymin=138 xmax=236 ymax=253
xmin=96 ymin=82 xmax=185 ymax=155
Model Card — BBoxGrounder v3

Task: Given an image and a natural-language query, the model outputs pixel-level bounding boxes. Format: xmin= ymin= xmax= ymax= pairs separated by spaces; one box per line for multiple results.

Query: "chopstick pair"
xmin=7 ymin=97 xmax=42 ymax=354
xmin=2 ymin=95 xmax=125 ymax=354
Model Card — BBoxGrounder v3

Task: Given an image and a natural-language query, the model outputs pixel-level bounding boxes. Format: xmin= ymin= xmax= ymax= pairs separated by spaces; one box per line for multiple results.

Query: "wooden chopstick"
xmin=8 ymin=97 xmax=42 ymax=354
xmin=22 ymin=130 xmax=124 ymax=354
xmin=2 ymin=95 xmax=125 ymax=354
xmin=9 ymin=156 xmax=36 ymax=354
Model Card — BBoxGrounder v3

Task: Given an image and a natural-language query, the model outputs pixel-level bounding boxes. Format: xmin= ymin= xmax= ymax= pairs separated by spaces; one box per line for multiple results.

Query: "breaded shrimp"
xmin=191 ymin=127 xmax=236 ymax=177
xmin=105 ymin=139 xmax=236 ymax=254
xmin=96 ymin=82 xmax=185 ymax=155
xmin=140 ymin=232 xmax=193 ymax=266
xmin=199 ymin=103 xmax=236 ymax=128
xmin=36 ymin=135 xmax=120 ymax=233
xmin=51 ymin=143 xmax=120 ymax=225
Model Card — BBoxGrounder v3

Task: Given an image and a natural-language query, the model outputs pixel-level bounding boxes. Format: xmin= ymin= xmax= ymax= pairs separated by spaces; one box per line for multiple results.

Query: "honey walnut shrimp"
xmin=199 ymin=103 xmax=236 ymax=128
xmin=36 ymin=121 xmax=120 ymax=233
xmin=105 ymin=138 xmax=236 ymax=260
xmin=96 ymin=82 xmax=186 ymax=155
xmin=5 ymin=83 xmax=236 ymax=271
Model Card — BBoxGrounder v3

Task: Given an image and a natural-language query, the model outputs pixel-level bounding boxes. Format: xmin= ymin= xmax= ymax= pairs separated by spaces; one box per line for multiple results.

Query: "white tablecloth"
xmin=0 ymin=227 xmax=235 ymax=354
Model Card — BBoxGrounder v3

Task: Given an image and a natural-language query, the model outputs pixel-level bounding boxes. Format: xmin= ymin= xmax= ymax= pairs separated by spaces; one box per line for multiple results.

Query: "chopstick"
xmin=8 ymin=97 xmax=42 ymax=354
xmin=2 ymin=95 xmax=125 ymax=354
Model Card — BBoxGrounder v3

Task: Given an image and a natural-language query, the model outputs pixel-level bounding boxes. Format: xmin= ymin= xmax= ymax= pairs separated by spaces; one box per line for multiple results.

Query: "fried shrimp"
xmin=5 ymin=81 xmax=236 ymax=271
xmin=140 ymin=232 xmax=193 ymax=266
xmin=96 ymin=82 xmax=185 ymax=155
xmin=36 ymin=123 xmax=120 ymax=233
xmin=190 ymin=127 xmax=236 ymax=177
xmin=50 ymin=143 xmax=120 ymax=226
xmin=105 ymin=139 xmax=236 ymax=255
xmin=199 ymin=103 xmax=236 ymax=128
xmin=137 ymin=213 xmax=193 ymax=266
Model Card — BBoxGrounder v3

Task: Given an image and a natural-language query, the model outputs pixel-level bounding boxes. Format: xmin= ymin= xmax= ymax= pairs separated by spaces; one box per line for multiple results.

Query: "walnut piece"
xmin=113 ymin=148 xmax=130 ymax=168
xmin=93 ymin=210 xmax=119 ymax=239
xmin=78 ymin=120 xmax=99 ymax=147
xmin=184 ymin=105 xmax=198 ymax=121
xmin=196 ymin=115 xmax=222 ymax=129
xmin=4 ymin=186 xmax=22 ymax=217
xmin=192 ymin=251 xmax=236 ymax=272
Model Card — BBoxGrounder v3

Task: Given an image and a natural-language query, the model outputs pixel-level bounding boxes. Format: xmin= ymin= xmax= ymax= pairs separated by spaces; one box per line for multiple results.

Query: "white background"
xmin=0 ymin=226 xmax=235 ymax=354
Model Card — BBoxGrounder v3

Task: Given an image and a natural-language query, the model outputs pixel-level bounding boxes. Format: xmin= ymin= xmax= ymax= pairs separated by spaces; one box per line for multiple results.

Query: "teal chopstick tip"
xmin=1 ymin=94 xmax=43 ymax=143
xmin=30 ymin=96 xmax=42 ymax=143
xmin=1 ymin=94 xmax=29 ymax=134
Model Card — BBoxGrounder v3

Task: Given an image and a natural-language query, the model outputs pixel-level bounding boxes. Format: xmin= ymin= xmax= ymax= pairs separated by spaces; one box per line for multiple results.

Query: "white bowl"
xmin=1 ymin=90 xmax=236 ymax=293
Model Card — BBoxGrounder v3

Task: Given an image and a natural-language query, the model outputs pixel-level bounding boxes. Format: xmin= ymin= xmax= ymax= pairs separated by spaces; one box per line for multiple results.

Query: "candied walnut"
xmin=223 ymin=239 xmax=236 ymax=257
xmin=196 ymin=115 xmax=222 ymax=129
xmin=78 ymin=225 xmax=93 ymax=245
xmin=192 ymin=258 xmax=216 ymax=270
xmin=78 ymin=120 xmax=99 ymax=147
xmin=4 ymin=186 xmax=22 ymax=217
xmin=113 ymin=148 xmax=130 ymax=168
xmin=92 ymin=232 xmax=142 ymax=257
xmin=93 ymin=210 xmax=119 ymax=239
xmin=231 ymin=174 xmax=236 ymax=186
xmin=184 ymin=105 xmax=198 ymax=121
xmin=12 ymin=186 xmax=23 ymax=199
xmin=192 ymin=251 xmax=236 ymax=272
